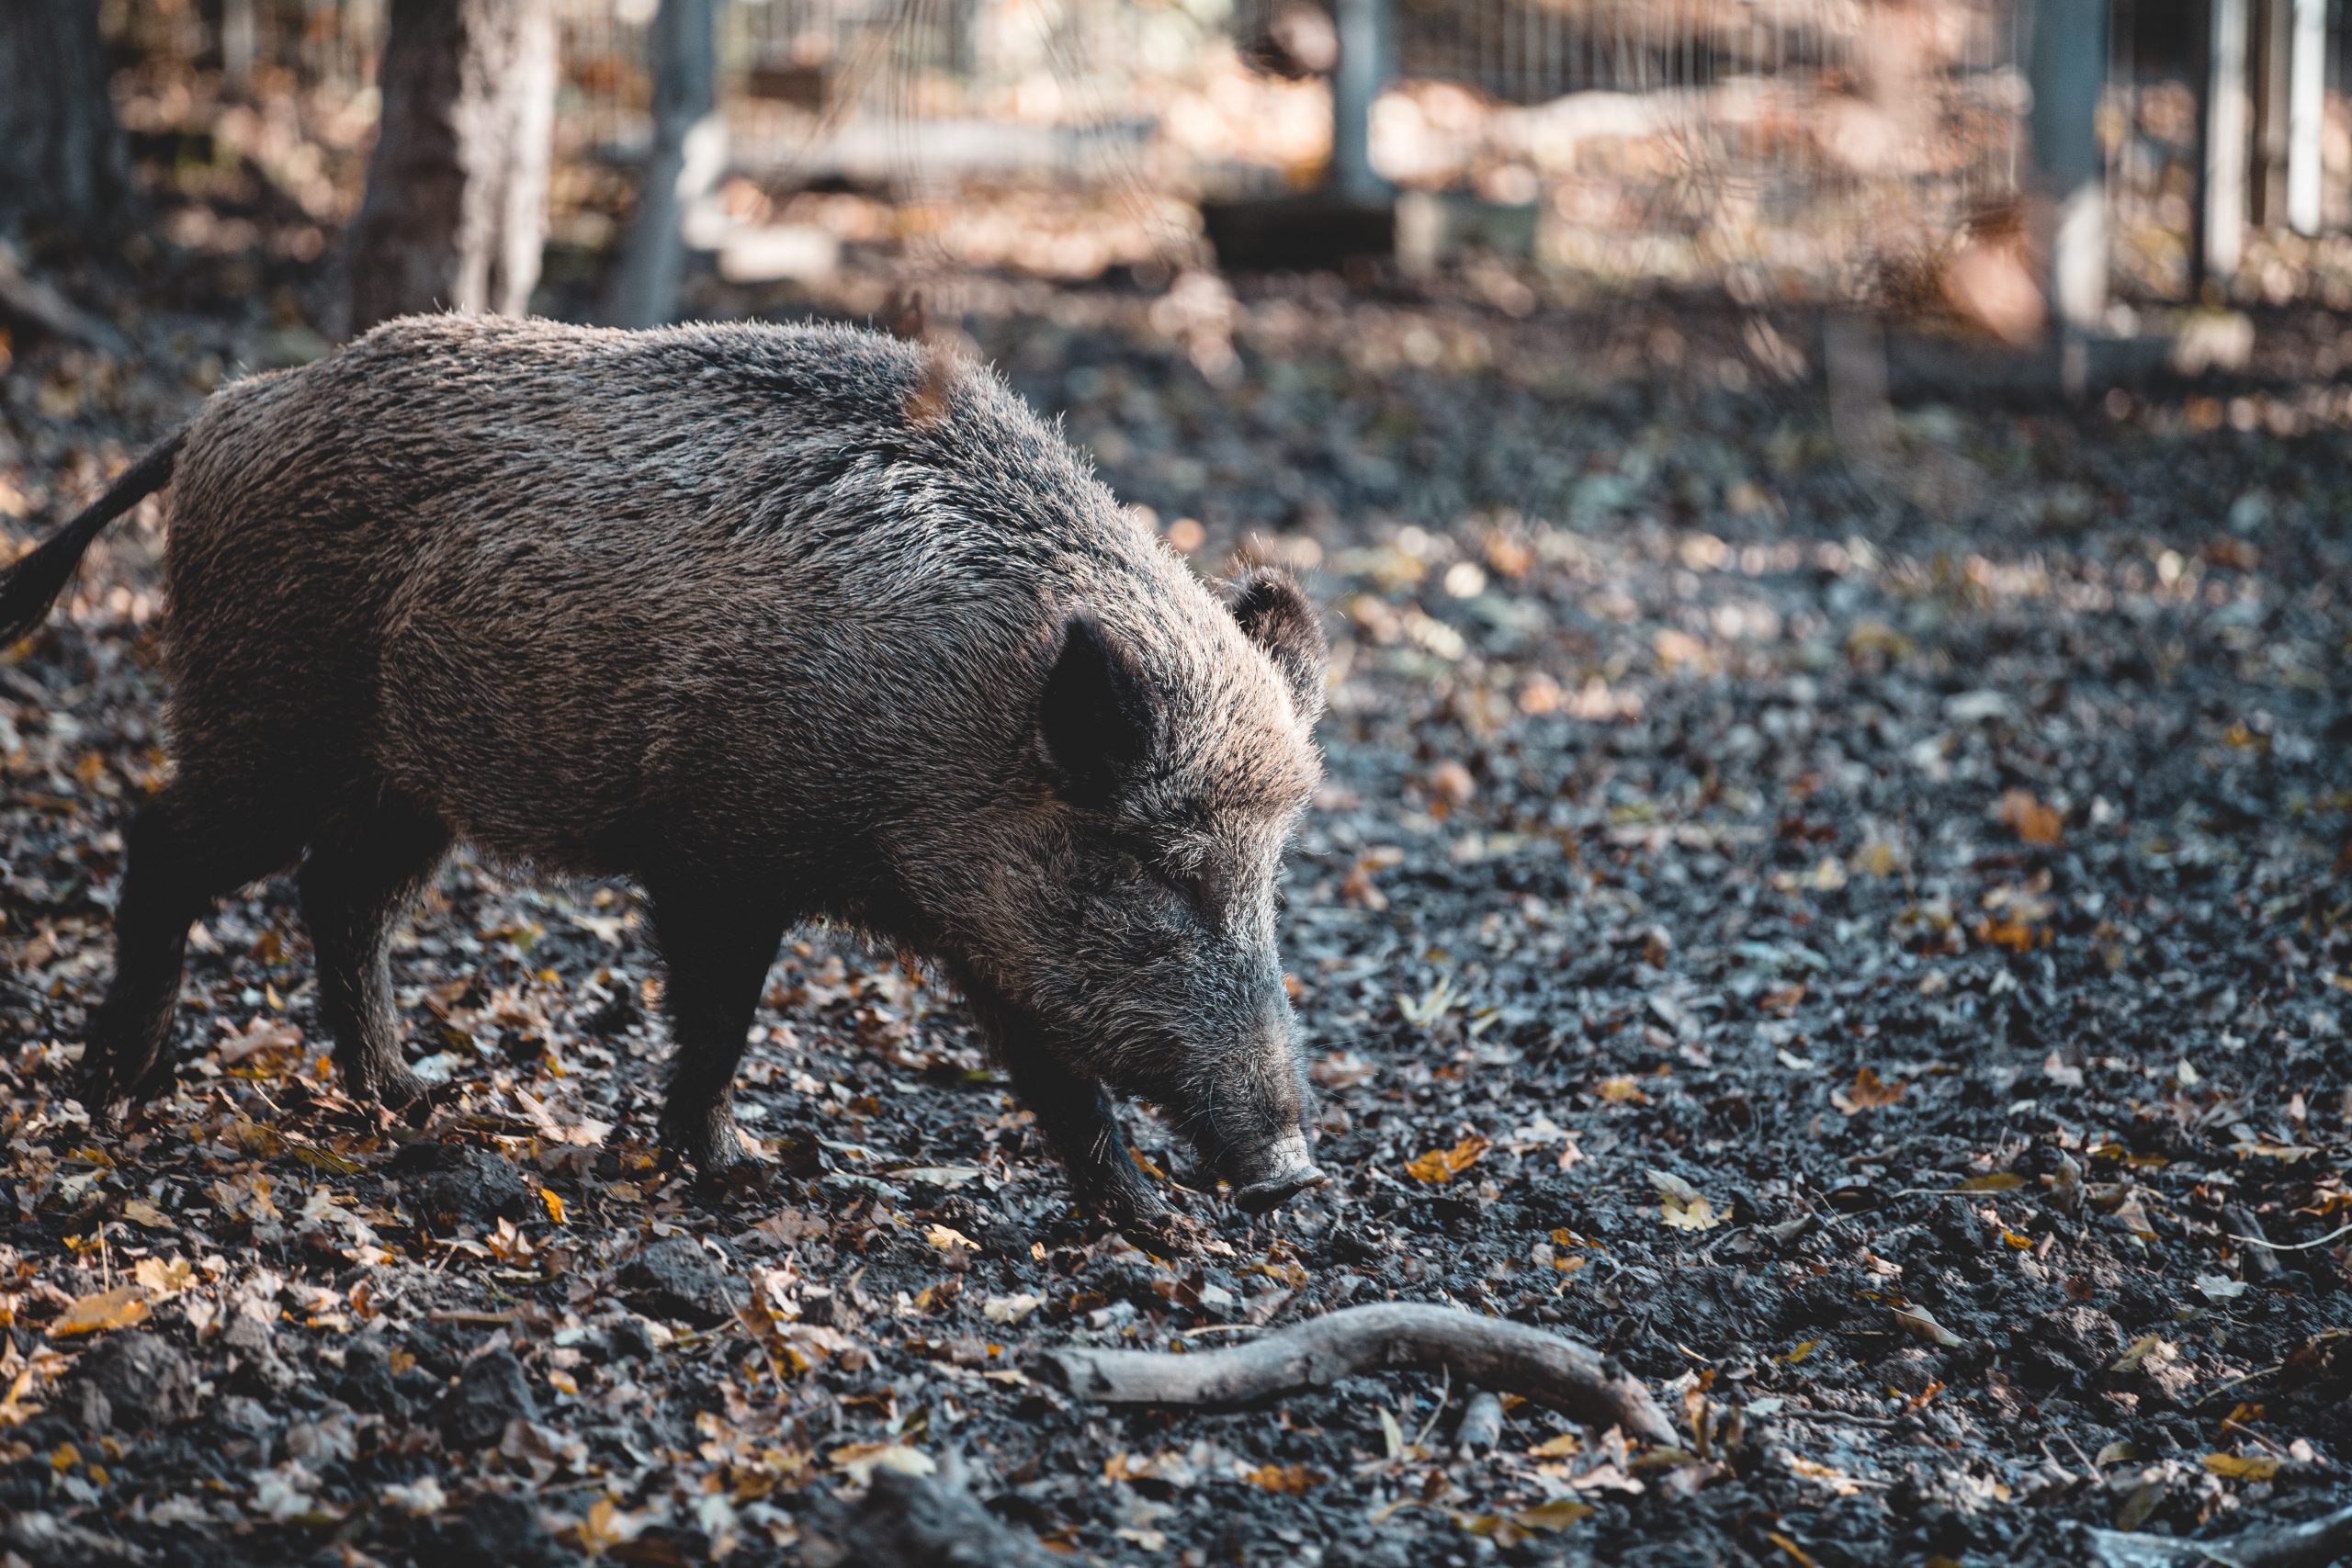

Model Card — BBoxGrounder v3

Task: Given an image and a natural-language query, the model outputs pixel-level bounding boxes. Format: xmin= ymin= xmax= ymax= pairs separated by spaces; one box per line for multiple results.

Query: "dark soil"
xmin=3 ymin=248 xmax=2349 ymax=1567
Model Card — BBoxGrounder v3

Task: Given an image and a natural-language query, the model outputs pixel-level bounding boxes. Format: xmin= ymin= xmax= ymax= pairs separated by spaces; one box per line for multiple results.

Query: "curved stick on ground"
xmin=2085 ymin=1500 xmax=2352 ymax=1568
xmin=1043 ymin=1303 xmax=1678 ymax=1447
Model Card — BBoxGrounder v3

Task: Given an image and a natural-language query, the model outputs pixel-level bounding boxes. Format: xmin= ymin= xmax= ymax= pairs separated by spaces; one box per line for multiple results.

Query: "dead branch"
xmin=1043 ymin=1303 xmax=1678 ymax=1446
xmin=2085 ymin=1501 xmax=2352 ymax=1568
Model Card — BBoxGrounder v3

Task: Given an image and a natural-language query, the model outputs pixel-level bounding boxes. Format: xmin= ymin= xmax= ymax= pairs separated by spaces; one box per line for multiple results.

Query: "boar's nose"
xmin=1227 ymin=1128 xmax=1327 ymax=1213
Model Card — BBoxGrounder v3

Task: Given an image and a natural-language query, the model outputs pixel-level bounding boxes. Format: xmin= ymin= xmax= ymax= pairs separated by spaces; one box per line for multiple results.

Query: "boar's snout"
xmin=1226 ymin=1127 xmax=1327 ymax=1213
xmin=1186 ymin=998 xmax=1324 ymax=1214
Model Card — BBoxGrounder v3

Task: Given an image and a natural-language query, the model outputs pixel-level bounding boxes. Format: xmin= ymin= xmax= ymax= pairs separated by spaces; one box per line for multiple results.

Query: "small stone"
xmin=71 ymin=1331 xmax=202 ymax=1434
xmin=434 ymin=1348 xmax=538 ymax=1450
xmin=440 ymin=1492 xmax=565 ymax=1568
xmin=394 ymin=1143 xmax=537 ymax=1231
xmin=618 ymin=1236 xmax=746 ymax=1328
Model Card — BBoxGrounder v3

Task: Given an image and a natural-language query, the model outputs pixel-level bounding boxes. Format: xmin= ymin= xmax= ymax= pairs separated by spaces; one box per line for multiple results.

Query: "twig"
xmin=1767 ymin=1406 xmax=1905 ymax=1429
xmin=1043 ymin=1303 xmax=1678 ymax=1446
xmin=2228 ymin=1219 xmax=2352 ymax=1255
xmin=1454 ymin=1390 xmax=1505 ymax=1455
xmin=2084 ymin=1500 xmax=2352 ymax=1568
xmin=430 ymin=1310 xmax=517 ymax=1326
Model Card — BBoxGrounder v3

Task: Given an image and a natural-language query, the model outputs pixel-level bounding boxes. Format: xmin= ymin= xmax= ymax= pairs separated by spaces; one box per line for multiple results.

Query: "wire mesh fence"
xmin=98 ymin=0 xmax=2352 ymax=304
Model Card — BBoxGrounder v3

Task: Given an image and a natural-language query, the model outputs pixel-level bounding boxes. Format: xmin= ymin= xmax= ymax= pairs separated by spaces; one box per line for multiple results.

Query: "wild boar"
xmin=0 ymin=315 xmax=1331 ymax=1240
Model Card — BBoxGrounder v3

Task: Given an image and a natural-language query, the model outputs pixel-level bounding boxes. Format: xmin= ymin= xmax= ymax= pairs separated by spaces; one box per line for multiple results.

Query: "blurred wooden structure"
xmin=102 ymin=0 xmax=2352 ymax=311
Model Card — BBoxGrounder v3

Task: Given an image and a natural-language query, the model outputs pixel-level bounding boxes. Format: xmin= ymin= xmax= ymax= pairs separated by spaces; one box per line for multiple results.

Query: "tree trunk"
xmin=605 ymin=0 xmax=725 ymax=329
xmin=348 ymin=0 xmax=557 ymax=333
xmin=0 ymin=0 xmax=130 ymax=237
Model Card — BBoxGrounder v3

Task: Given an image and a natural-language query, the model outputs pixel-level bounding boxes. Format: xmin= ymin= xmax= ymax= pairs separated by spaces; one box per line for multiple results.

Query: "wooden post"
xmin=2287 ymin=0 xmax=2325 ymax=234
xmin=2198 ymin=0 xmax=2250 ymax=291
xmin=1329 ymin=0 xmax=1391 ymax=204
xmin=2028 ymin=0 xmax=2109 ymax=334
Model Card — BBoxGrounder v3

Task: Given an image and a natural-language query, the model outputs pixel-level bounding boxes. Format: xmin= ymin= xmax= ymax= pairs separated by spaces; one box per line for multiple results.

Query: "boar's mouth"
xmin=1218 ymin=1128 xmax=1327 ymax=1213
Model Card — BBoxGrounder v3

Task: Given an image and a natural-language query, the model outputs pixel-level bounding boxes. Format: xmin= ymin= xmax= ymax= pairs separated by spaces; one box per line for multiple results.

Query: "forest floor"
xmin=4 ymin=210 xmax=2351 ymax=1568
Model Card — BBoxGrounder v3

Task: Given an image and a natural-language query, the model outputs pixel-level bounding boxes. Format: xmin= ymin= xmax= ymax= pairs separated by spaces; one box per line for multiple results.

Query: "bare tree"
xmin=348 ymin=0 xmax=557 ymax=333
xmin=605 ymin=0 xmax=725 ymax=329
xmin=0 ymin=0 xmax=130 ymax=236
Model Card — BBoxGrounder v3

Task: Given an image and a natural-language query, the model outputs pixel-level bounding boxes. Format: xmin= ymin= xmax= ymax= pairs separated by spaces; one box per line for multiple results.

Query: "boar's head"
xmin=927 ymin=565 xmax=1329 ymax=1214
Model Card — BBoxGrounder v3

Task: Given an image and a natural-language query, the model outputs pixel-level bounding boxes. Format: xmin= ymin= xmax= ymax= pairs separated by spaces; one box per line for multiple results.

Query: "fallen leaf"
xmin=1239 ymin=1462 xmax=1322 ymax=1493
xmin=1998 ymin=788 xmax=2064 ymax=846
xmin=1830 ymin=1066 xmax=1905 ymax=1115
xmin=130 ymin=1257 xmax=194 ymax=1299
xmin=1649 ymin=1169 xmax=1725 ymax=1231
xmin=2202 ymin=1452 xmax=2283 ymax=1482
xmin=2111 ymin=1334 xmax=2179 ymax=1373
xmin=982 ymin=1293 xmax=1040 ymax=1325
xmin=47 ymin=1287 xmax=152 ymax=1338
xmin=120 ymin=1199 xmax=174 ymax=1229
xmin=1407 ymin=1134 xmax=1491 ymax=1185
xmin=1598 ymin=1075 xmax=1650 ymax=1104
xmin=829 ymin=1442 xmax=934 ymax=1483
xmin=1956 ymin=1172 xmax=2023 ymax=1192
xmin=1892 ymin=1304 xmax=1962 ymax=1347
xmin=924 ymin=1224 xmax=978 ymax=1252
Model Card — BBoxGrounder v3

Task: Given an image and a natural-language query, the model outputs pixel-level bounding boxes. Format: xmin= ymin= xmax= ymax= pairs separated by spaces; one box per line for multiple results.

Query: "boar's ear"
xmin=1228 ymin=567 xmax=1327 ymax=724
xmin=1039 ymin=613 xmax=1158 ymax=809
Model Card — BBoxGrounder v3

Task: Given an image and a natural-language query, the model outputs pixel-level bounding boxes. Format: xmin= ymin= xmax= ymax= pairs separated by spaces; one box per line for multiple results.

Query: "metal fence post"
xmin=2198 ymin=0 xmax=2250 ymax=289
xmin=2030 ymin=0 xmax=2110 ymax=333
xmin=1330 ymin=0 xmax=1392 ymax=204
xmin=2287 ymin=0 xmax=2326 ymax=233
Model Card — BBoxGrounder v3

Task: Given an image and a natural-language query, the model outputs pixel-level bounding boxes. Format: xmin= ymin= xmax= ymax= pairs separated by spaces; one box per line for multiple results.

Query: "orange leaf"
xmin=1240 ymin=1462 xmax=1323 ymax=1493
xmin=1998 ymin=788 xmax=2064 ymax=847
xmin=1406 ymin=1135 xmax=1491 ymax=1185
xmin=46 ymin=1287 xmax=151 ymax=1338
xmin=1830 ymin=1066 xmax=1905 ymax=1115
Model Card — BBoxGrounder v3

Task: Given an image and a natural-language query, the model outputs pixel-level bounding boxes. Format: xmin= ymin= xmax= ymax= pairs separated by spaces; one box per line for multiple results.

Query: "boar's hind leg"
xmin=297 ymin=800 xmax=451 ymax=1111
xmin=79 ymin=790 xmax=302 ymax=1111
xmin=647 ymin=882 xmax=792 ymax=1182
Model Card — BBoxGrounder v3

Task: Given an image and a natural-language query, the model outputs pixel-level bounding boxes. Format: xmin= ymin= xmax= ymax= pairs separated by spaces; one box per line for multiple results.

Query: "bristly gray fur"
xmin=42 ymin=314 xmax=1330 ymax=1242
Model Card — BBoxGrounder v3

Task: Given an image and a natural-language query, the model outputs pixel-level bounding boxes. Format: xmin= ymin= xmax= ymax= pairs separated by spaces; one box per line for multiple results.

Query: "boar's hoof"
xmin=1113 ymin=1203 xmax=1216 ymax=1257
xmin=1230 ymin=1163 xmax=1328 ymax=1214
xmin=360 ymin=1068 xmax=437 ymax=1120
xmin=692 ymin=1159 xmax=773 ymax=1204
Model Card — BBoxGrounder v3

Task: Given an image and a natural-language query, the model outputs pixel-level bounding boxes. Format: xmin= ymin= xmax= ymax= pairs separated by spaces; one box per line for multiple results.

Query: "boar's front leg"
xmin=646 ymin=879 xmax=792 ymax=1184
xmin=985 ymin=1019 xmax=1188 ymax=1246
xmin=298 ymin=799 xmax=453 ymax=1111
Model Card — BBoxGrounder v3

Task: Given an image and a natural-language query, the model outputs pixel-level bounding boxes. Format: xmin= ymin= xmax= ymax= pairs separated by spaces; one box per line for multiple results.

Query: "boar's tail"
xmin=0 ymin=429 xmax=183 ymax=649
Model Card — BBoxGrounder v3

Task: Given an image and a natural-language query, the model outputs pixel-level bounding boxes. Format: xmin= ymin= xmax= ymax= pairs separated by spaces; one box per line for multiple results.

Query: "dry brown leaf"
xmin=1997 ymin=788 xmax=2064 ymax=847
xmin=46 ymin=1286 xmax=152 ymax=1338
xmin=1406 ymin=1134 xmax=1490 ymax=1186
xmin=1649 ymin=1169 xmax=1725 ymax=1231
xmin=1239 ymin=1462 xmax=1323 ymax=1494
xmin=1830 ymin=1066 xmax=1905 ymax=1115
